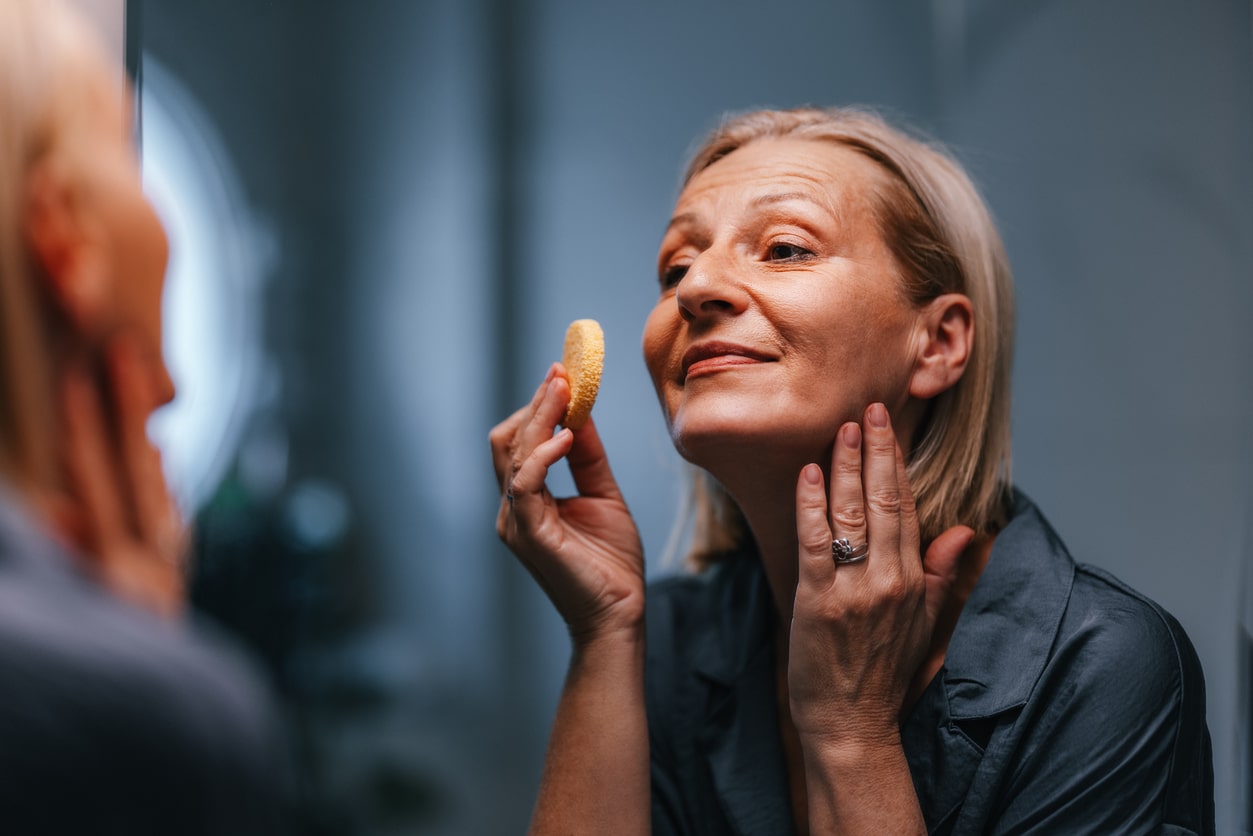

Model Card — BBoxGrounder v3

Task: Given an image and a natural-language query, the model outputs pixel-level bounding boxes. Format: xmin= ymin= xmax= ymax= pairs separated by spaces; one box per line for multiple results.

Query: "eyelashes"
xmin=659 ymin=264 xmax=688 ymax=289
xmin=767 ymin=242 xmax=813 ymax=262
xmin=658 ymin=241 xmax=815 ymax=290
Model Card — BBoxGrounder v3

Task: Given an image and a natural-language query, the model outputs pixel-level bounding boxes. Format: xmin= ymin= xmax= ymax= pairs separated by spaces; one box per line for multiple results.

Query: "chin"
xmin=668 ymin=404 xmax=825 ymax=469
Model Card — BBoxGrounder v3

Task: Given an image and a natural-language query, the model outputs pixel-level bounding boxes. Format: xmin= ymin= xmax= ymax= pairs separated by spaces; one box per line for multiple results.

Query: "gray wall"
xmin=142 ymin=1 xmax=1250 ymax=832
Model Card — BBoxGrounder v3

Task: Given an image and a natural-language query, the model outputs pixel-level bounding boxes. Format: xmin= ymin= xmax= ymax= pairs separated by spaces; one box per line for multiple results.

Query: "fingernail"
xmin=842 ymin=422 xmax=861 ymax=449
xmin=868 ymin=403 xmax=888 ymax=428
xmin=547 ymin=378 xmax=562 ymax=397
xmin=802 ymin=463 xmax=822 ymax=485
xmin=544 ymin=364 xmax=557 ymax=384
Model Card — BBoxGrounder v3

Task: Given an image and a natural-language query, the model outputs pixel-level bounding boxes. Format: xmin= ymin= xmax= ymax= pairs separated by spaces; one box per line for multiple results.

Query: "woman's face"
xmin=642 ymin=138 xmax=922 ymax=465
xmin=69 ymin=63 xmax=174 ymax=407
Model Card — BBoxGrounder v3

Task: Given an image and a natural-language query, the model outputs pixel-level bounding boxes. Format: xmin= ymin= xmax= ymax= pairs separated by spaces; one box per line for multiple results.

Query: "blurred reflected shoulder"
xmin=0 ymin=1 xmax=288 ymax=832
xmin=0 ymin=490 xmax=289 ymax=833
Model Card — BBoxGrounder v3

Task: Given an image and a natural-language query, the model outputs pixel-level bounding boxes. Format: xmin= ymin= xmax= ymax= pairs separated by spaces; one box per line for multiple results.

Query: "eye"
xmin=767 ymin=242 xmax=812 ymax=261
xmin=660 ymin=264 xmax=689 ymax=289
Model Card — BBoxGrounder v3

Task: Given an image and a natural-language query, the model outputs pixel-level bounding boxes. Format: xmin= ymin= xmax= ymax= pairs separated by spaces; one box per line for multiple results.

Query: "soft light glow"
xmin=140 ymin=58 xmax=269 ymax=511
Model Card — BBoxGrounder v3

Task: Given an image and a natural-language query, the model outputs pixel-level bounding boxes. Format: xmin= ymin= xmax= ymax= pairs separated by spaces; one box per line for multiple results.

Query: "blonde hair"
xmin=0 ymin=0 xmax=108 ymax=492
xmin=677 ymin=107 xmax=1015 ymax=569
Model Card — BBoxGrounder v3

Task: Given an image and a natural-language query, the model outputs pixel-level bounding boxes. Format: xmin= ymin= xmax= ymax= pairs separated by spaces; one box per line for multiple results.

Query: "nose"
xmin=674 ymin=247 xmax=749 ymax=322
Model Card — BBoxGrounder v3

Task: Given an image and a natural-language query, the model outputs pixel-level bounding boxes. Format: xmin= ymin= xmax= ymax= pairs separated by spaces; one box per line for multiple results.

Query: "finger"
xmin=493 ymin=371 xmax=562 ymax=530
xmin=795 ymin=463 xmax=835 ymax=589
xmin=490 ymin=364 xmax=558 ymax=489
xmin=490 ymin=404 xmax=530 ymax=490
xmin=565 ymin=416 xmax=623 ymax=500
xmin=828 ymin=421 xmax=868 ymax=570
xmin=510 ymin=374 xmax=570 ymax=481
xmin=106 ymin=336 xmax=172 ymax=547
xmin=923 ymin=524 xmax=973 ymax=611
xmin=862 ymin=403 xmax=902 ymax=574
xmin=508 ymin=427 xmax=575 ymax=538
xmin=62 ymin=365 xmax=125 ymax=551
xmin=39 ymin=493 xmax=88 ymax=557
xmin=894 ymin=440 xmax=922 ymax=586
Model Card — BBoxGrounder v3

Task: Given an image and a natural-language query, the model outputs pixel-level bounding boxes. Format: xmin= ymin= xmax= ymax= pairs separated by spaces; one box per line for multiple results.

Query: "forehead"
xmin=675 ymin=137 xmax=887 ymax=216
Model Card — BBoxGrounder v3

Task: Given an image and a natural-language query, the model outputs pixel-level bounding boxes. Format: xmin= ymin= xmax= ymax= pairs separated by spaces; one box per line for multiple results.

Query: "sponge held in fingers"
xmin=560 ymin=319 xmax=604 ymax=429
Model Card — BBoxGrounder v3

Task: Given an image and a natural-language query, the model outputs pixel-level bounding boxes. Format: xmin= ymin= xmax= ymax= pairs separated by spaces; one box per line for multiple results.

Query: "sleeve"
xmin=988 ymin=591 xmax=1214 ymax=835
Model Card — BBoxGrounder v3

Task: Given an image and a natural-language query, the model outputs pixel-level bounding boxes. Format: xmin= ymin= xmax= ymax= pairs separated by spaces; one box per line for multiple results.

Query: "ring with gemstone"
xmin=831 ymin=537 xmax=869 ymax=565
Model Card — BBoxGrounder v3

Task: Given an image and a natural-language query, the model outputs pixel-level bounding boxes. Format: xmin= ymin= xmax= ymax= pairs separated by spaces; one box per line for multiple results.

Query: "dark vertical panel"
xmin=483 ymin=0 xmax=554 ymax=804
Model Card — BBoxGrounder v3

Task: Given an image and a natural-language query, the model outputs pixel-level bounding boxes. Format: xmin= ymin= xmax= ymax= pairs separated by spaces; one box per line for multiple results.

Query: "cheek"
xmin=777 ymin=289 xmax=916 ymax=396
xmin=641 ymin=303 xmax=679 ymax=390
xmin=132 ymin=201 xmax=169 ymax=324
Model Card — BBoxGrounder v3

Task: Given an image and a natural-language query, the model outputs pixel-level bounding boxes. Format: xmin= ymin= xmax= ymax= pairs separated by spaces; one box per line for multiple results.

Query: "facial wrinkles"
xmin=648 ymin=141 xmax=916 ymax=408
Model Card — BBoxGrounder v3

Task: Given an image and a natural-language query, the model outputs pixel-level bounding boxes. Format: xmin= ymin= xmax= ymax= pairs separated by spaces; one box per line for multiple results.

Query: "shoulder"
xmin=0 ymin=552 xmax=285 ymax=773
xmin=1060 ymin=562 xmax=1205 ymax=705
xmin=973 ymin=498 xmax=1214 ymax=832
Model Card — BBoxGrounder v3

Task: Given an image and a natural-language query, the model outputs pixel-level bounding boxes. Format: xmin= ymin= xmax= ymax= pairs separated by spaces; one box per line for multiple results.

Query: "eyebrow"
xmin=664 ymin=212 xmax=698 ymax=234
xmin=663 ymin=192 xmax=831 ymax=236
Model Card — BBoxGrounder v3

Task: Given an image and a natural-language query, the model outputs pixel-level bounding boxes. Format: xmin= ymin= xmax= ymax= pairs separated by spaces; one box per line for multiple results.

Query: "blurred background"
xmin=75 ymin=0 xmax=1253 ymax=832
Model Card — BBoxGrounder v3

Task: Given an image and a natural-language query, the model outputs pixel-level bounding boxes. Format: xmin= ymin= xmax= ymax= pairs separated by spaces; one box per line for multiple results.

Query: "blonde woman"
xmin=0 ymin=2 xmax=284 ymax=831
xmin=492 ymin=108 xmax=1213 ymax=834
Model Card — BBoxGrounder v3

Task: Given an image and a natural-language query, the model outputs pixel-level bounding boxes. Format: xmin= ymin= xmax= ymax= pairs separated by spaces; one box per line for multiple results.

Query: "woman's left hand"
xmin=53 ymin=335 xmax=187 ymax=619
xmin=788 ymin=402 xmax=973 ymax=751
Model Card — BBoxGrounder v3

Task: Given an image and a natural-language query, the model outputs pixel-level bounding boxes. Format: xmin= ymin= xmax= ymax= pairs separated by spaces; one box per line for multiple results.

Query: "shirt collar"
xmin=686 ymin=491 xmax=1077 ymax=718
xmin=942 ymin=491 xmax=1076 ymax=718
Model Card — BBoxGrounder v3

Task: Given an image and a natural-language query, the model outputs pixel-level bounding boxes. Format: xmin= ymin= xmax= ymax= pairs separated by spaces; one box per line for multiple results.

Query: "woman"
xmin=0 ymin=2 xmax=285 ymax=831
xmin=492 ymin=108 xmax=1213 ymax=834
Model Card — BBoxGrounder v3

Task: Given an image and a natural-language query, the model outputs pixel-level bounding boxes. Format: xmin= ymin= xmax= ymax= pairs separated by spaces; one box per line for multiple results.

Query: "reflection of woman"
xmin=0 ymin=2 xmax=284 ymax=831
xmin=493 ymin=108 xmax=1214 ymax=834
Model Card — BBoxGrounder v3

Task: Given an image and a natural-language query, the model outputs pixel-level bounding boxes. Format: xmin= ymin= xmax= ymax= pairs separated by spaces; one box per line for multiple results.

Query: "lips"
xmin=681 ymin=341 xmax=775 ymax=380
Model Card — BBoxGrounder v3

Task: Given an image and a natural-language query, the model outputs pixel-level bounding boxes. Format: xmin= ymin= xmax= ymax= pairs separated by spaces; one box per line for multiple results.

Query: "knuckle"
xmin=798 ymin=489 xmax=828 ymax=517
xmin=830 ymin=503 xmax=866 ymax=531
xmin=834 ymin=454 xmax=861 ymax=479
xmin=867 ymin=487 xmax=902 ymax=516
xmin=868 ymin=431 xmax=897 ymax=455
xmin=800 ymin=528 xmax=832 ymax=555
xmin=876 ymin=573 xmax=920 ymax=605
xmin=508 ymin=455 xmax=526 ymax=479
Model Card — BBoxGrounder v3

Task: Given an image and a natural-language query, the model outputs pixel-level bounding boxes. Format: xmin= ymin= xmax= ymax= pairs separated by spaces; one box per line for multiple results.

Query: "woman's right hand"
xmin=54 ymin=336 xmax=187 ymax=619
xmin=491 ymin=364 xmax=645 ymax=642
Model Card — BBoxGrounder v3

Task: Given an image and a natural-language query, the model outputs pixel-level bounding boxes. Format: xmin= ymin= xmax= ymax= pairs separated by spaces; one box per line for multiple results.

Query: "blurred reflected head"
xmin=0 ymin=0 xmax=171 ymax=494
xmin=673 ymin=107 xmax=1015 ymax=567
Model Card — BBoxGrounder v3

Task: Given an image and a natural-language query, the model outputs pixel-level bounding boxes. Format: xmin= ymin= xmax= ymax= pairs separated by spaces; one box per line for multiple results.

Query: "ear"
xmin=908 ymin=293 xmax=974 ymax=400
xmin=23 ymin=160 xmax=111 ymax=337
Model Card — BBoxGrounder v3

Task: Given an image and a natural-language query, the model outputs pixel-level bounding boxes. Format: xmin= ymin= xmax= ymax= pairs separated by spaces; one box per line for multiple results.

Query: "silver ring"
xmin=831 ymin=537 xmax=869 ymax=564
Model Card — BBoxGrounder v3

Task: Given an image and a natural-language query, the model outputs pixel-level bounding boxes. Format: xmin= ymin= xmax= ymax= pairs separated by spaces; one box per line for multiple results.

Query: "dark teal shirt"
xmin=646 ymin=493 xmax=1214 ymax=834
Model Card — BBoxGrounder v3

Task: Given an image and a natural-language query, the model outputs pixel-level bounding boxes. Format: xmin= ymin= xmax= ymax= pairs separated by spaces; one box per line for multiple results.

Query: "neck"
xmin=706 ymin=446 xmax=825 ymax=627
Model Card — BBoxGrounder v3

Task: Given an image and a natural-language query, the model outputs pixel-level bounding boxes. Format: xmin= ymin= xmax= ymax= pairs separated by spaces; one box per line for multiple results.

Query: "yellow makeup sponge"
xmin=561 ymin=319 xmax=604 ymax=430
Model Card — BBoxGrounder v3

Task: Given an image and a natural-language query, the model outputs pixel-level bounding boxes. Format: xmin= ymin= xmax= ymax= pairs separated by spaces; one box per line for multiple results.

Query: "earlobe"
xmin=23 ymin=162 xmax=110 ymax=335
xmin=908 ymin=293 xmax=974 ymax=401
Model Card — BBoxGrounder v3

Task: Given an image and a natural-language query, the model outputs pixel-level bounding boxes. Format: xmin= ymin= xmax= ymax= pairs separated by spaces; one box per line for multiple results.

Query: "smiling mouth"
xmin=681 ymin=343 xmax=775 ymax=381
xmin=685 ymin=354 xmax=769 ymax=380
